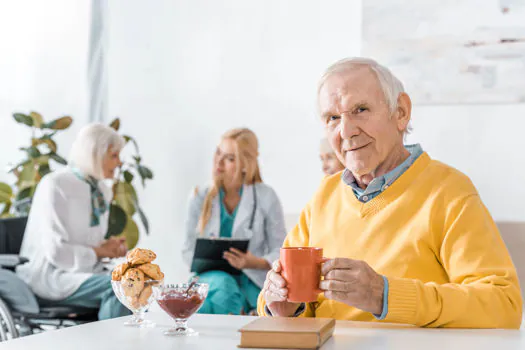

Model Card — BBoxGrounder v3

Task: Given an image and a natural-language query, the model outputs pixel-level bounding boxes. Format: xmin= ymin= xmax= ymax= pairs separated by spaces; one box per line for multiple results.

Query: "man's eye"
xmin=329 ymin=115 xmax=340 ymax=122
xmin=356 ymin=107 xmax=368 ymax=113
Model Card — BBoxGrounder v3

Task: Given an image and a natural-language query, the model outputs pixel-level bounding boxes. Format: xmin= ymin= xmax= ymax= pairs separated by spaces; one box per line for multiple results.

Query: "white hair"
xmin=318 ymin=57 xmax=411 ymax=134
xmin=69 ymin=123 xmax=126 ymax=180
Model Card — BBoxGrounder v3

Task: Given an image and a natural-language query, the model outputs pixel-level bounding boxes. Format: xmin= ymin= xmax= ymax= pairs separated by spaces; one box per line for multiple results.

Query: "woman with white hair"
xmin=16 ymin=123 xmax=131 ymax=320
xmin=182 ymin=128 xmax=287 ymax=315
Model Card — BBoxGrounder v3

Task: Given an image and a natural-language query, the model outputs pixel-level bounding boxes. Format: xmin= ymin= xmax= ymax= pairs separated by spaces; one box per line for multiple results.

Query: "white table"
xmin=2 ymin=310 xmax=524 ymax=350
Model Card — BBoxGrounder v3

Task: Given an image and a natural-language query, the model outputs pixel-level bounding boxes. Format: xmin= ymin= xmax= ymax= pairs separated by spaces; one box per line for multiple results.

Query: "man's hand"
xmin=223 ymin=248 xmax=270 ymax=270
xmin=320 ymin=258 xmax=384 ymax=315
xmin=261 ymin=260 xmax=302 ymax=317
xmin=94 ymin=237 xmax=127 ymax=259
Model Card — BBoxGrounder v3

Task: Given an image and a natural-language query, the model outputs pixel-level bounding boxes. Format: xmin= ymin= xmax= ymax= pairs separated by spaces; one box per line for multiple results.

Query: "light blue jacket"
xmin=182 ymin=183 xmax=287 ymax=288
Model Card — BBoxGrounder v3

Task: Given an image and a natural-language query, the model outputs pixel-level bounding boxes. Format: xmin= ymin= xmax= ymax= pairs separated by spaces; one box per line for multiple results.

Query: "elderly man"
xmin=257 ymin=58 xmax=523 ymax=328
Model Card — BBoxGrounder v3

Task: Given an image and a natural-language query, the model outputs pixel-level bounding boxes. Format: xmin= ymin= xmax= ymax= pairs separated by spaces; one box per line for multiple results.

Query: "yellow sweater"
xmin=258 ymin=153 xmax=522 ymax=328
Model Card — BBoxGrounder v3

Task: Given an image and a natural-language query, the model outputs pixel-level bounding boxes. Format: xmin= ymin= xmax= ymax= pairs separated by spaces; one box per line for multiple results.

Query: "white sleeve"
xmin=38 ymin=179 xmax=98 ymax=272
xmin=262 ymin=187 xmax=287 ymax=264
xmin=182 ymin=189 xmax=202 ymax=268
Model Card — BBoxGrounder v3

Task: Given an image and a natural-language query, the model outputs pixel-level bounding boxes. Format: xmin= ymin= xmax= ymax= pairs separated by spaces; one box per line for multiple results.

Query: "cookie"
xmin=111 ymin=262 xmax=130 ymax=281
xmin=136 ymin=263 xmax=164 ymax=281
xmin=121 ymin=268 xmax=145 ymax=297
xmin=128 ymin=295 xmax=140 ymax=309
xmin=126 ymin=248 xmax=156 ymax=265
xmin=138 ymin=285 xmax=153 ymax=306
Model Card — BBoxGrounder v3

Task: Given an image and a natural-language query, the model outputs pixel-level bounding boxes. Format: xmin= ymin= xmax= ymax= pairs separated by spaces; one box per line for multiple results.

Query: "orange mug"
xmin=280 ymin=247 xmax=324 ymax=303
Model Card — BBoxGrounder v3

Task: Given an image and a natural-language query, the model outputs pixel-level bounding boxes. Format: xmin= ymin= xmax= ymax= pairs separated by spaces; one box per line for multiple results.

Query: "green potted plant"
xmin=106 ymin=118 xmax=153 ymax=249
xmin=0 ymin=112 xmax=71 ymax=217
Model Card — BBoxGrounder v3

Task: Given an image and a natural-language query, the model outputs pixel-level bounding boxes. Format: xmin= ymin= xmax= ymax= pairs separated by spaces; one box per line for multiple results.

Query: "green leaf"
xmin=123 ymin=135 xmax=140 ymax=154
xmin=46 ymin=139 xmax=57 ymax=152
xmin=32 ymin=138 xmax=57 ymax=153
xmin=49 ymin=152 xmax=67 ymax=165
xmin=43 ymin=116 xmax=73 ymax=130
xmin=137 ymin=165 xmax=153 ymax=187
xmin=109 ymin=118 xmax=120 ymax=131
xmin=0 ymin=182 xmax=13 ymax=203
xmin=134 ymin=200 xmax=150 ymax=235
xmin=132 ymin=155 xmax=142 ymax=164
xmin=15 ymin=186 xmax=34 ymax=202
xmin=140 ymin=165 xmax=153 ymax=179
xmin=18 ymin=163 xmax=36 ymax=188
xmin=30 ymin=111 xmax=44 ymax=128
xmin=40 ymin=132 xmax=57 ymax=140
xmin=106 ymin=204 xmax=127 ymax=238
xmin=38 ymin=163 xmax=51 ymax=178
xmin=113 ymin=182 xmax=137 ymax=216
xmin=123 ymin=170 xmax=134 ymax=183
xmin=13 ymin=113 xmax=33 ymax=126
xmin=21 ymin=146 xmax=41 ymax=158
xmin=122 ymin=216 xmax=139 ymax=249
xmin=0 ymin=202 xmax=11 ymax=217
xmin=36 ymin=154 xmax=51 ymax=165
xmin=8 ymin=159 xmax=31 ymax=173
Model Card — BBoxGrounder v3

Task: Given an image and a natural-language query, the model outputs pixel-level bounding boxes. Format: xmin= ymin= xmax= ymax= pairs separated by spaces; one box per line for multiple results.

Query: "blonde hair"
xmin=197 ymin=128 xmax=263 ymax=233
xmin=69 ymin=123 xmax=125 ymax=180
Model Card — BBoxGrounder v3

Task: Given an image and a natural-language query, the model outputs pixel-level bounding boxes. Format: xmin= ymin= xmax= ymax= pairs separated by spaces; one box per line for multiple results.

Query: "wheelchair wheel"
xmin=0 ymin=298 xmax=18 ymax=341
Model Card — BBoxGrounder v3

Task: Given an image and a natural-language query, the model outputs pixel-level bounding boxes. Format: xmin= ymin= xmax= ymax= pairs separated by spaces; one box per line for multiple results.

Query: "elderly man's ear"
xmin=395 ymin=92 xmax=412 ymax=133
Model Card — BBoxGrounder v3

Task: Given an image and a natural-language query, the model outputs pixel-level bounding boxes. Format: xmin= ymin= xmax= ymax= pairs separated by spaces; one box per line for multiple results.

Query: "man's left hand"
xmin=320 ymin=258 xmax=385 ymax=315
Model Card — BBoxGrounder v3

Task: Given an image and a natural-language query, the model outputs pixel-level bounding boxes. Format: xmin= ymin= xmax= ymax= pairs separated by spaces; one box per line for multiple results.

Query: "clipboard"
xmin=190 ymin=237 xmax=250 ymax=275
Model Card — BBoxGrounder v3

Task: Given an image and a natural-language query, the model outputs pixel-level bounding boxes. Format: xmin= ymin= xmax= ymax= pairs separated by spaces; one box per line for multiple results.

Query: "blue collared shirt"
xmin=342 ymin=144 xmax=423 ymax=202
xmin=342 ymin=144 xmax=423 ymax=320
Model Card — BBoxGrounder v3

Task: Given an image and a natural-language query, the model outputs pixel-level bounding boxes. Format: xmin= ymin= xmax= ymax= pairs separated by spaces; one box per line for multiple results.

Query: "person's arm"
xmin=182 ymin=188 xmax=202 ymax=267
xmin=38 ymin=179 xmax=98 ymax=272
xmin=224 ymin=187 xmax=288 ymax=271
xmin=384 ymin=194 xmax=522 ymax=329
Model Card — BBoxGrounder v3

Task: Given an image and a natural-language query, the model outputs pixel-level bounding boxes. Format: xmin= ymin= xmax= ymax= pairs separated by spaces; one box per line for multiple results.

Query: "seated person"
xmin=16 ymin=124 xmax=131 ymax=320
xmin=320 ymin=137 xmax=345 ymax=176
xmin=183 ymin=128 xmax=287 ymax=315
xmin=258 ymin=58 xmax=523 ymax=329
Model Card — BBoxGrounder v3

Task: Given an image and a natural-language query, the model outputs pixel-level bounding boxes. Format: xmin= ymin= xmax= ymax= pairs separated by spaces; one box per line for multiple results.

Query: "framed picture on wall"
xmin=362 ymin=0 xmax=525 ymax=105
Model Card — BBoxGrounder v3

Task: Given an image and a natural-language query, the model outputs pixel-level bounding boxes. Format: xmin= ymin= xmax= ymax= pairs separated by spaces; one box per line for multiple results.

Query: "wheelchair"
xmin=0 ymin=217 xmax=99 ymax=342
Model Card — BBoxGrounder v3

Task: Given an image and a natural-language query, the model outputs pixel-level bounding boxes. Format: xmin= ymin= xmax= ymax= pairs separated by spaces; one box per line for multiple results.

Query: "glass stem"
xmin=133 ymin=311 xmax=145 ymax=324
xmin=175 ymin=318 xmax=188 ymax=331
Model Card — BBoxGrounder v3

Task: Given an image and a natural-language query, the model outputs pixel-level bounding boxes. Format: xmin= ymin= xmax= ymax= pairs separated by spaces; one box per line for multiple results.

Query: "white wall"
xmin=3 ymin=1 xmax=522 ymax=284
xmin=0 ymin=1 xmax=91 ymax=184
xmin=107 ymin=0 xmax=362 ymax=281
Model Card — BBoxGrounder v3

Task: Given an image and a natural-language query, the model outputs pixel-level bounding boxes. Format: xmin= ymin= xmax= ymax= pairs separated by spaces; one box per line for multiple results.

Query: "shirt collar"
xmin=342 ymin=144 xmax=423 ymax=196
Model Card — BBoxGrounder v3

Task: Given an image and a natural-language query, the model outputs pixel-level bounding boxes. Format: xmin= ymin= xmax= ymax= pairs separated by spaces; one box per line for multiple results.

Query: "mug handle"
xmin=316 ymin=257 xmax=330 ymax=294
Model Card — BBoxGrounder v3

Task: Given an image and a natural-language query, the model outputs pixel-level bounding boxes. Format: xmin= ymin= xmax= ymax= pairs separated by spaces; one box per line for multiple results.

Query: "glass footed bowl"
xmin=154 ymin=283 xmax=209 ymax=336
xmin=111 ymin=279 xmax=163 ymax=327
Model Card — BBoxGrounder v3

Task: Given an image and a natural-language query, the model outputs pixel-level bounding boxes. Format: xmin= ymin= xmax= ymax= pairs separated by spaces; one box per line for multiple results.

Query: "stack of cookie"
xmin=112 ymin=248 xmax=165 ymax=309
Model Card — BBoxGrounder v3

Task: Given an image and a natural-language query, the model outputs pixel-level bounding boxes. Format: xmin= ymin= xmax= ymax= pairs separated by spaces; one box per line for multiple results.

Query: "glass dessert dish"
xmin=154 ymin=283 xmax=209 ymax=336
xmin=111 ymin=279 xmax=163 ymax=327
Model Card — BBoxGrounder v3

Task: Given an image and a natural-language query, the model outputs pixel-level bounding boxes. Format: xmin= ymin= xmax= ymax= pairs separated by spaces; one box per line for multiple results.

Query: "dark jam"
xmin=157 ymin=292 xmax=204 ymax=319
